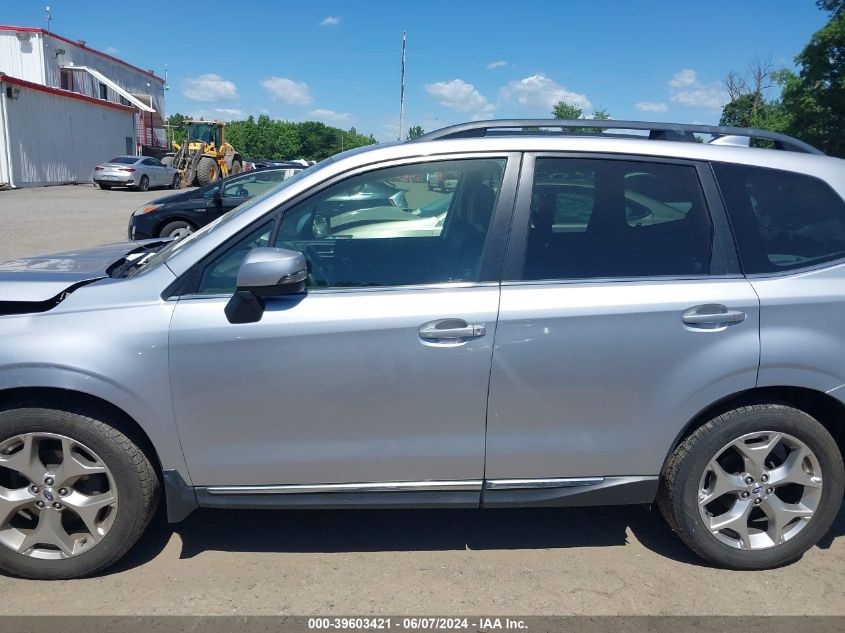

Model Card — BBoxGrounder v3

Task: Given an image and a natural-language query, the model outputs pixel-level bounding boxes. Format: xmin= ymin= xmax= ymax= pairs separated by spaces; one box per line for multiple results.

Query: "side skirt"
xmin=164 ymin=474 xmax=659 ymax=522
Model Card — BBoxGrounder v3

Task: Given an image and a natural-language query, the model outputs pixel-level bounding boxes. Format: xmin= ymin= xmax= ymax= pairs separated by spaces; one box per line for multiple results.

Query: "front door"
xmin=485 ymin=155 xmax=760 ymax=482
xmin=169 ymin=156 xmax=516 ymax=487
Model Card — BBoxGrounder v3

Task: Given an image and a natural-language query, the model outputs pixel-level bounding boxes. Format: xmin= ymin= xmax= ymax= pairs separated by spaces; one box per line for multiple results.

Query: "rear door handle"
xmin=682 ymin=305 xmax=746 ymax=327
xmin=419 ymin=319 xmax=487 ymax=341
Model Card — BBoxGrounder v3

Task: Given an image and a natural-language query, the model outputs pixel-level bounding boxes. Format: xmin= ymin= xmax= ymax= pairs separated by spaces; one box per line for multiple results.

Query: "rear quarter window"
xmin=714 ymin=163 xmax=845 ymax=274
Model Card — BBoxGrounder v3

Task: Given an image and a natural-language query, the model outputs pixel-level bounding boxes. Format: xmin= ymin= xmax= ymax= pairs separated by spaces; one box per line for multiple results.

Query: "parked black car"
xmin=128 ymin=167 xmax=295 ymax=239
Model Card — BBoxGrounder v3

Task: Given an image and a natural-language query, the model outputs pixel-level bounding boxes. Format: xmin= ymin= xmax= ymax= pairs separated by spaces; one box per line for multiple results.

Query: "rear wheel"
xmin=159 ymin=220 xmax=194 ymax=239
xmin=658 ymin=405 xmax=844 ymax=570
xmin=0 ymin=406 xmax=159 ymax=579
xmin=196 ymin=157 xmax=219 ymax=187
xmin=137 ymin=175 xmax=150 ymax=192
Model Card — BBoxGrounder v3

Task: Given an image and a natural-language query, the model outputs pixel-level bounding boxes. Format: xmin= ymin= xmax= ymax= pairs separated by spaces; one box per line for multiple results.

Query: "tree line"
xmin=165 ymin=113 xmax=376 ymax=162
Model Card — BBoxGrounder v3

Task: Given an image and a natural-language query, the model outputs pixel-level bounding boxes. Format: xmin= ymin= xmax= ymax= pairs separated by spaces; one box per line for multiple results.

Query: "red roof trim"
xmin=0 ymin=25 xmax=165 ymax=83
xmin=0 ymin=74 xmax=137 ymax=113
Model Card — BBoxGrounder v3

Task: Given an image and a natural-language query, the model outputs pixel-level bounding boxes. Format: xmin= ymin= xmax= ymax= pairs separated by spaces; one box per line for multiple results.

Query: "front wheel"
xmin=658 ymin=404 xmax=844 ymax=570
xmin=159 ymin=220 xmax=194 ymax=239
xmin=0 ymin=406 xmax=159 ymax=579
xmin=195 ymin=157 xmax=219 ymax=187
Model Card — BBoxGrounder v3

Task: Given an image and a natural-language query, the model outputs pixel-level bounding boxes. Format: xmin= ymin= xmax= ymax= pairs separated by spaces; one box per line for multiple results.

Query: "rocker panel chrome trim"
xmin=205 ymin=480 xmax=484 ymax=495
xmin=484 ymin=477 xmax=605 ymax=490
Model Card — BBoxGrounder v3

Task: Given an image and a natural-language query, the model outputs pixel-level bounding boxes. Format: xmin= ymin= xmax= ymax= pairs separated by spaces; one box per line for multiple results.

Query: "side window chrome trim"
xmin=176 ymin=280 xmax=501 ymax=302
xmin=500 ymin=274 xmax=745 ymax=288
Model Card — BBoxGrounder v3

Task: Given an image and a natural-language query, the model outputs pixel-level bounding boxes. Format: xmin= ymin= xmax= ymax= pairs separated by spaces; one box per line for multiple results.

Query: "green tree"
xmin=552 ymin=101 xmax=583 ymax=119
xmin=551 ymin=102 xmax=611 ymax=133
xmin=220 ymin=116 xmax=376 ymax=161
xmin=165 ymin=113 xmax=188 ymax=147
xmin=407 ymin=125 xmax=425 ymax=140
xmin=778 ymin=1 xmax=845 ymax=156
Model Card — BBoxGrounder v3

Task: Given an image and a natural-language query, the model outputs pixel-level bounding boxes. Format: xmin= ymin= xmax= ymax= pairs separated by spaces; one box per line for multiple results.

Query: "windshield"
xmin=188 ymin=123 xmax=217 ymax=144
xmin=127 ymin=165 xmax=319 ymax=276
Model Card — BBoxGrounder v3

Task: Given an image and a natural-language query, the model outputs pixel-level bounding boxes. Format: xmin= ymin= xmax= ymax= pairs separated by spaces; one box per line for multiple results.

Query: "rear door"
xmin=142 ymin=158 xmax=165 ymax=186
xmin=485 ymin=154 xmax=760 ymax=486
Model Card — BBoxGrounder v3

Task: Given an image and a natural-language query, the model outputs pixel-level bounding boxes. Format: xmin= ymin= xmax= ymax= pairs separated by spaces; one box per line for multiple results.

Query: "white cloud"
xmin=320 ymin=16 xmax=341 ymax=26
xmin=379 ymin=122 xmax=400 ymax=142
xmin=261 ymin=77 xmax=313 ymax=105
xmin=635 ymin=101 xmax=669 ymax=112
xmin=669 ymin=69 xmax=697 ymax=88
xmin=104 ymin=46 xmax=120 ymax=56
xmin=499 ymin=73 xmax=591 ymax=112
xmin=214 ymin=108 xmax=245 ymax=120
xmin=486 ymin=60 xmax=507 ymax=70
xmin=307 ymin=108 xmax=352 ymax=124
xmin=190 ymin=108 xmax=245 ymax=121
xmin=182 ymin=73 xmax=239 ymax=102
xmin=666 ymin=69 xmax=727 ymax=111
xmin=670 ymin=86 xmax=727 ymax=111
xmin=425 ymin=79 xmax=492 ymax=114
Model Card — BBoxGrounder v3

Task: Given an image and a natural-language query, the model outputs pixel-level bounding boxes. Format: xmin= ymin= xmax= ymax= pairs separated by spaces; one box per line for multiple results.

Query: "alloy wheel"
xmin=698 ymin=430 xmax=822 ymax=550
xmin=0 ymin=433 xmax=118 ymax=560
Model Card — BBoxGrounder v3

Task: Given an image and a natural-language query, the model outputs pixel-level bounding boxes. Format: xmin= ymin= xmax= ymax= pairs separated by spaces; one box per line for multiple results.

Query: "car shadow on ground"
xmin=107 ymin=502 xmax=845 ymax=576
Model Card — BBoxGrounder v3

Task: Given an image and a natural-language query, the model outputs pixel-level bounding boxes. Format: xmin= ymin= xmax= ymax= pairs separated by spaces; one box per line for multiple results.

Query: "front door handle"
xmin=683 ymin=305 xmax=746 ymax=327
xmin=418 ymin=319 xmax=486 ymax=341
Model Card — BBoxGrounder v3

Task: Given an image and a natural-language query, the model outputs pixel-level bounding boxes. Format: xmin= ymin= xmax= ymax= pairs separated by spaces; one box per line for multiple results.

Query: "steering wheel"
xmin=304 ymin=243 xmax=332 ymax=287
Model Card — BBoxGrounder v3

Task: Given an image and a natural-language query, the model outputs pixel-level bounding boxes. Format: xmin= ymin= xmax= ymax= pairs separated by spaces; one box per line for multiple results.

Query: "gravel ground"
xmin=0 ymin=185 xmax=843 ymax=616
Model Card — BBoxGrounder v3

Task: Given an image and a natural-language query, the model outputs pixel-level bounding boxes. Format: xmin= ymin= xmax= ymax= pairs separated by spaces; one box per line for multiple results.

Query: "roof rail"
xmin=412 ymin=119 xmax=824 ymax=155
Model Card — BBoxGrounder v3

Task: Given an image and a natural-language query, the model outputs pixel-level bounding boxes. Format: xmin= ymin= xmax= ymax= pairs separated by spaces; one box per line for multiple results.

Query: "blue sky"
xmin=3 ymin=1 xmax=830 ymax=140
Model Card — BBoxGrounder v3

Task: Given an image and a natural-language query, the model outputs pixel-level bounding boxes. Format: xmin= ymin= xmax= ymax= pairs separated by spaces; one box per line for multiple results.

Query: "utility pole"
xmin=398 ymin=31 xmax=406 ymax=141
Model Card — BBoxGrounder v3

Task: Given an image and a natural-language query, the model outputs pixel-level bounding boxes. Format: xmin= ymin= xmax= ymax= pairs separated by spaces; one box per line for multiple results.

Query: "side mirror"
xmin=212 ymin=189 xmax=223 ymax=206
xmin=225 ymin=247 xmax=307 ymax=324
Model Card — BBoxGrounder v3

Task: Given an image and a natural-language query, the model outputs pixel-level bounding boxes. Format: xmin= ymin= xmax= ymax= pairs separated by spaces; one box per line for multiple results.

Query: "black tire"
xmin=98 ymin=183 xmax=112 ymax=190
xmin=658 ymin=404 xmax=844 ymax=570
xmin=229 ymin=160 xmax=242 ymax=176
xmin=158 ymin=220 xmax=194 ymax=239
xmin=0 ymin=406 xmax=159 ymax=579
xmin=137 ymin=175 xmax=150 ymax=192
xmin=170 ymin=173 xmax=181 ymax=190
xmin=195 ymin=156 xmax=219 ymax=186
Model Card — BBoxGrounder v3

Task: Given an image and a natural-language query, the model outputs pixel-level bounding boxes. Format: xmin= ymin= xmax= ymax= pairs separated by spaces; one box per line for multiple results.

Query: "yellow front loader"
xmin=163 ymin=120 xmax=243 ymax=188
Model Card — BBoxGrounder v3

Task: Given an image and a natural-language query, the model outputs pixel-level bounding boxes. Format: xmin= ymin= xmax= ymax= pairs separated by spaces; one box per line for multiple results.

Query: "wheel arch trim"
xmin=0 ymin=370 xmax=192 ymax=483
xmin=664 ymin=385 xmax=845 ymax=473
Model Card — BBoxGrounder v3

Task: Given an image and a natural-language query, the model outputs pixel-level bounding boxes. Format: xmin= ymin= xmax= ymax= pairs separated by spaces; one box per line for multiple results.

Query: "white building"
xmin=0 ymin=25 xmax=167 ymax=188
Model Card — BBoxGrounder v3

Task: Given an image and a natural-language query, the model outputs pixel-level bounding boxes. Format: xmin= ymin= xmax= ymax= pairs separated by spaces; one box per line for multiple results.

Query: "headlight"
xmin=134 ymin=204 xmax=162 ymax=215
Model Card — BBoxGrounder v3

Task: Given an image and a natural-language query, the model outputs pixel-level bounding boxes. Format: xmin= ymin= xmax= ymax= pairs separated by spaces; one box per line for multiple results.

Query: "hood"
xmin=0 ymin=240 xmax=164 ymax=304
xmin=144 ymin=189 xmax=194 ymax=205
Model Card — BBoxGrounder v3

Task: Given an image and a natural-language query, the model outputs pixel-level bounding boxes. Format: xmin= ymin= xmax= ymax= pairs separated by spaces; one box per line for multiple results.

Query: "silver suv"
xmin=1 ymin=119 xmax=843 ymax=579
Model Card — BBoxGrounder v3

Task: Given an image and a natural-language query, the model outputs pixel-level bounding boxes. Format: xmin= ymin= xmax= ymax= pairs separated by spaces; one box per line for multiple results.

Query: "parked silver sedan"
xmin=93 ymin=155 xmax=179 ymax=192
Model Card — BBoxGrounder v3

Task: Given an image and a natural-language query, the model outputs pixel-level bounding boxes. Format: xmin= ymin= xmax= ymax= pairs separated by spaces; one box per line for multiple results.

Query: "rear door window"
xmin=523 ymin=158 xmax=713 ymax=280
xmin=713 ymin=163 xmax=845 ymax=273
